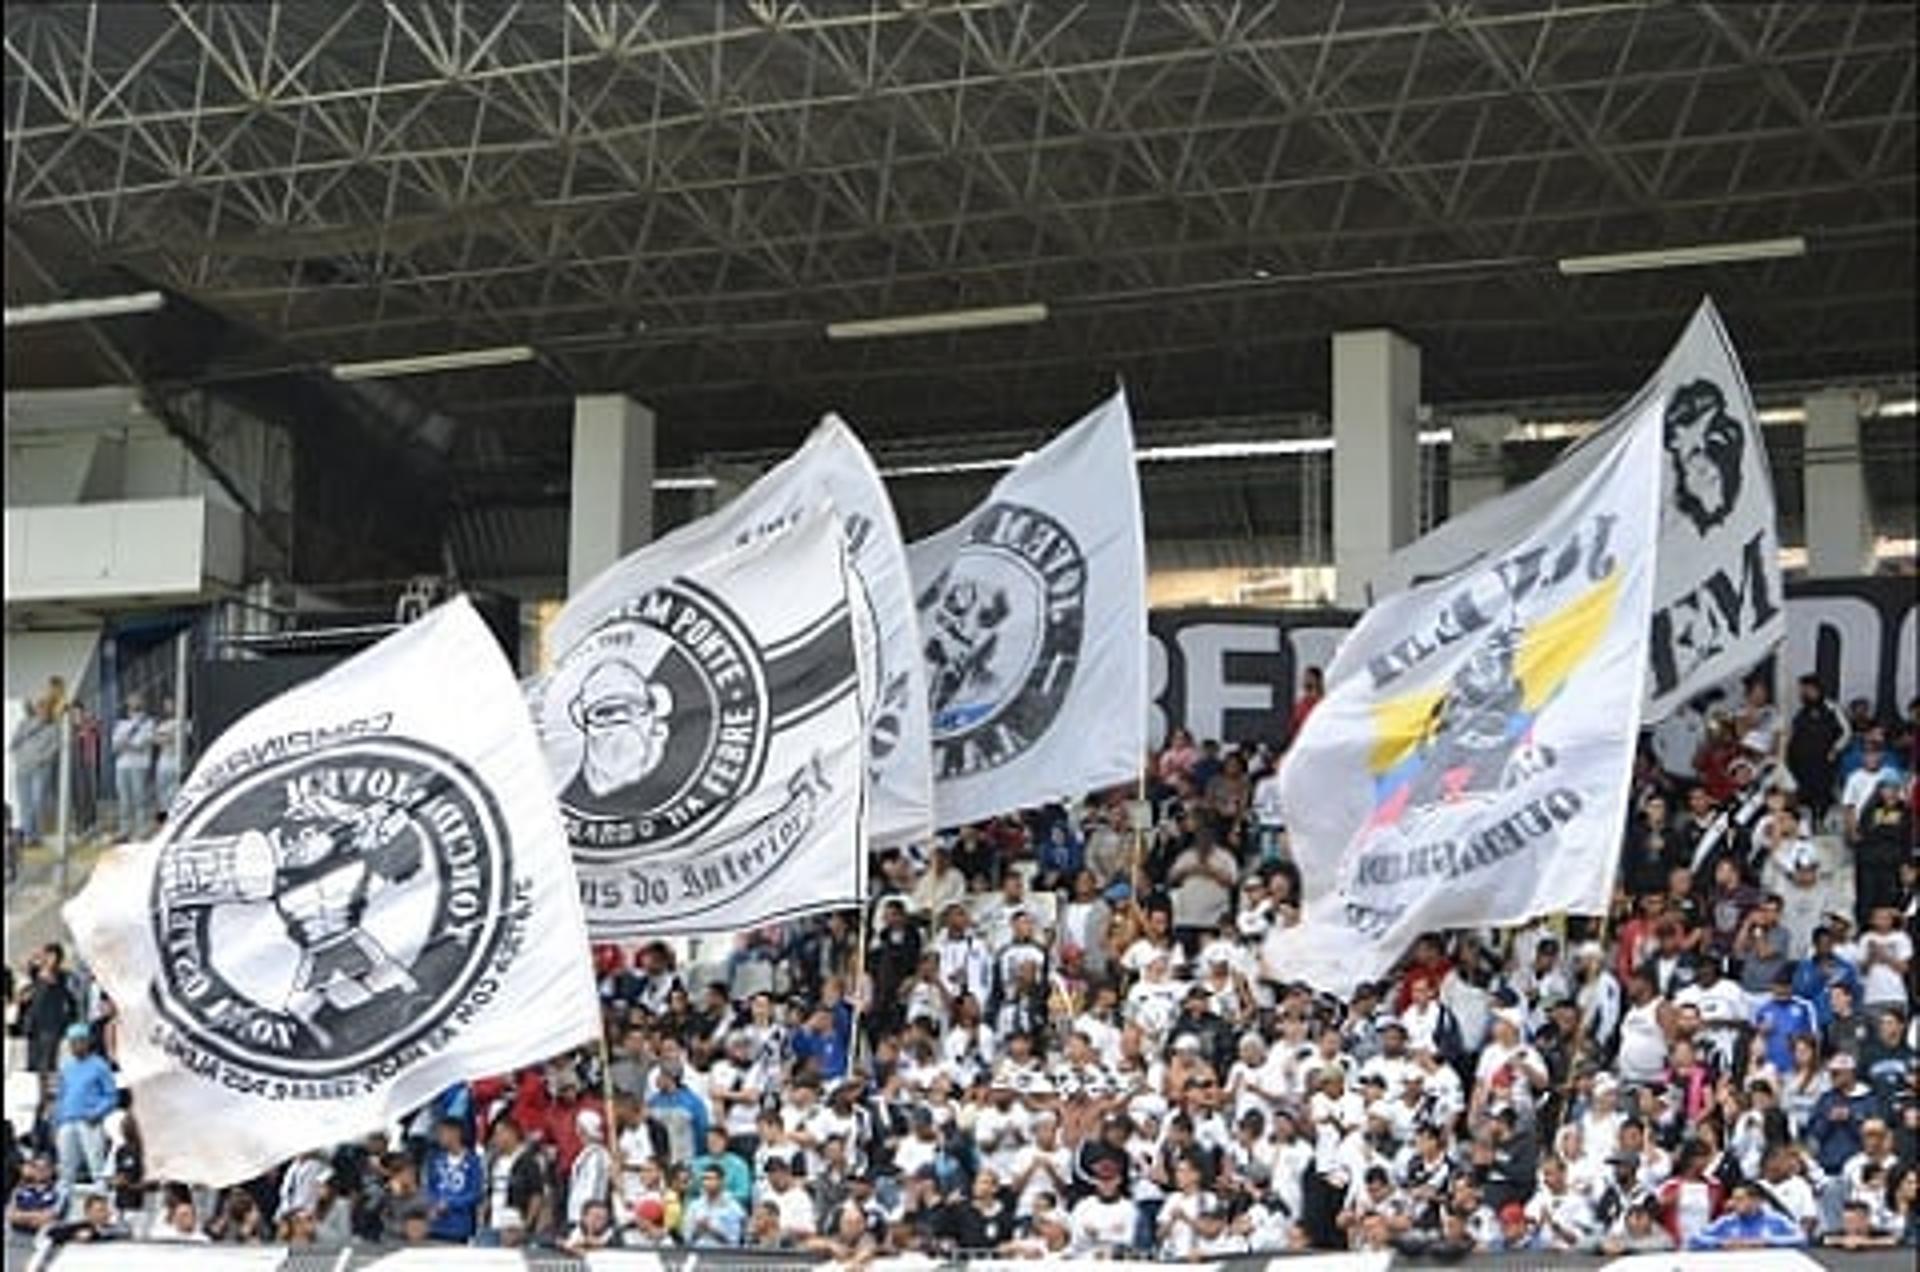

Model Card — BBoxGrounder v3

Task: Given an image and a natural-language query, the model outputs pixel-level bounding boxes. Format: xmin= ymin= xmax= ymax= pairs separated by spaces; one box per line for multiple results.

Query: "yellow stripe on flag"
xmin=1370 ymin=686 xmax=1445 ymax=775
xmin=1514 ymin=570 xmax=1623 ymax=712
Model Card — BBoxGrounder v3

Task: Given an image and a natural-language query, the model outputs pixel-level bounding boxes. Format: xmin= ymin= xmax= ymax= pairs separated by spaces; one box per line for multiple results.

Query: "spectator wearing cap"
xmin=1842 ymin=731 xmax=1907 ymax=841
xmin=51 ymin=1021 xmax=116 ymax=1194
xmin=1807 ymin=1053 xmax=1878 ymax=1175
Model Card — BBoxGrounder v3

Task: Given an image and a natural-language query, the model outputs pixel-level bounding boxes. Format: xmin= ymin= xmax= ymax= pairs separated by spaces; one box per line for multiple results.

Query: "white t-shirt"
xmin=1158 ymin=1189 xmax=1222 ymax=1260
xmin=1842 ymin=767 xmax=1899 ymax=820
xmin=1858 ymin=929 xmax=1912 ymax=1006
xmin=1071 ymin=1195 xmax=1138 ymax=1254
xmin=1170 ymin=847 xmax=1236 ymax=929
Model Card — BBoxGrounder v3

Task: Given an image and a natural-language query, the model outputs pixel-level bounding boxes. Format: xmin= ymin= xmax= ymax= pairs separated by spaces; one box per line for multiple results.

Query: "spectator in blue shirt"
xmin=422 ymin=1117 xmax=483 ymax=1243
xmin=646 ymin=1065 xmax=711 ymax=1161
xmin=792 ymin=1004 xmax=850 ymax=1082
xmin=52 ymin=1023 xmax=117 ymax=1193
xmin=1793 ymin=928 xmax=1863 ymax=1029
xmin=1805 ymin=1053 xmax=1879 ymax=1175
xmin=1752 ymin=967 xmax=1821 ymax=1073
xmin=1689 ymin=1183 xmax=1809 ymax=1249
xmin=682 ymin=1163 xmax=747 ymax=1246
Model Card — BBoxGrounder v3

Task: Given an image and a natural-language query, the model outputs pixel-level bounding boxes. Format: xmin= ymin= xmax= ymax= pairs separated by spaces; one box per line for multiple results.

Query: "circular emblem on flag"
xmin=537 ymin=581 xmax=772 ymax=858
xmin=918 ymin=501 xmax=1086 ymax=773
xmin=148 ymin=739 xmax=511 ymax=1080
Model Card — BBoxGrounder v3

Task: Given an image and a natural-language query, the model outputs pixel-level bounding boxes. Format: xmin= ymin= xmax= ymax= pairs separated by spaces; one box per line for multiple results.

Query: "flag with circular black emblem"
xmin=908 ymin=390 xmax=1148 ymax=828
xmin=546 ymin=415 xmax=932 ymax=849
xmin=63 ymin=597 xmax=601 ymax=1188
xmin=535 ymin=504 xmax=869 ymax=936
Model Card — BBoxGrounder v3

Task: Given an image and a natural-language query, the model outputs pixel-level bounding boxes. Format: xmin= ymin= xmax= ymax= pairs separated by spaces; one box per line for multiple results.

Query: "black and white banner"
xmin=547 ymin=416 xmax=932 ymax=849
xmin=65 ymin=598 xmax=602 ymax=1187
xmin=1373 ymin=298 xmax=1783 ymax=722
xmin=1147 ymin=578 xmax=1916 ymax=751
xmin=908 ymin=391 xmax=1149 ymax=829
xmin=535 ymin=505 xmax=868 ymax=936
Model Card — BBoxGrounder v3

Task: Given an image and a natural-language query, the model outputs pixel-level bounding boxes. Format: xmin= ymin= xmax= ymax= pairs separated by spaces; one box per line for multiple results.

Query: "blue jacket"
xmin=423 ymin=1147 xmax=484 ymax=1241
xmin=1806 ymin=1084 xmax=1879 ymax=1174
xmin=792 ymin=1022 xmax=849 ymax=1082
xmin=647 ymin=1085 xmax=711 ymax=1153
xmin=1688 ymin=1207 xmax=1806 ymax=1249
xmin=1792 ymin=956 xmax=1862 ymax=1028
xmin=54 ymin=1053 xmax=118 ymax=1125
xmin=1752 ymin=995 xmax=1821 ymax=1073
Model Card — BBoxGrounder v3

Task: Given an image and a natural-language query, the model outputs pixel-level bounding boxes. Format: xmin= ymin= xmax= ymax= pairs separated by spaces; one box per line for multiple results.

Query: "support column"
xmin=1448 ymin=413 xmax=1513 ymax=517
xmin=1802 ymin=390 xmax=1871 ymax=577
xmin=1332 ymin=328 xmax=1422 ymax=606
xmin=568 ymin=394 xmax=655 ymax=596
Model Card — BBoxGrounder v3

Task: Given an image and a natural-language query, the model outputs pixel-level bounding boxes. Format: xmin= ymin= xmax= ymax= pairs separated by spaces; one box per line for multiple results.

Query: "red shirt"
xmin=1287 ymin=695 xmax=1321 ymax=746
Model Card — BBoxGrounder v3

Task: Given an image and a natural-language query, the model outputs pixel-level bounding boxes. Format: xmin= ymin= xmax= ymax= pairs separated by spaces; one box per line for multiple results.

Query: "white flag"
xmin=1372 ymin=298 xmax=1782 ymax=720
xmin=908 ymin=391 xmax=1147 ymax=828
xmin=550 ymin=416 xmax=931 ymax=848
xmin=1263 ymin=395 xmax=1665 ymax=995
xmin=535 ymin=504 xmax=868 ymax=935
xmin=64 ymin=598 xmax=600 ymax=1188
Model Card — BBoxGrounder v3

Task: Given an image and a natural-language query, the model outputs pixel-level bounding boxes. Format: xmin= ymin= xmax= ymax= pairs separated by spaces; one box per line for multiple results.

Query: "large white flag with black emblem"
xmin=64 ymin=598 xmax=601 ymax=1188
xmin=1372 ymin=298 xmax=1781 ymax=720
xmin=536 ymin=504 xmax=868 ymax=935
xmin=549 ymin=415 xmax=931 ymax=848
xmin=908 ymin=391 xmax=1147 ymax=828
xmin=1264 ymin=388 xmax=1665 ymax=996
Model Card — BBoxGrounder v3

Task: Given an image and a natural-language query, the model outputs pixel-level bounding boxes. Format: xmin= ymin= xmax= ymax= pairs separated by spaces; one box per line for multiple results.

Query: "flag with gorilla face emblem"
xmin=907 ymin=391 xmax=1148 ymax=829
xmin=1371 ymin=297 xmax=1781 ymax=722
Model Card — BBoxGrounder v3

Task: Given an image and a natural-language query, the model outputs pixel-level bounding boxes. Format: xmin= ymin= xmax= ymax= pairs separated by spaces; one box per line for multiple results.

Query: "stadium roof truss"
xmin=5 ymin=0 xmax=1915 ymax=542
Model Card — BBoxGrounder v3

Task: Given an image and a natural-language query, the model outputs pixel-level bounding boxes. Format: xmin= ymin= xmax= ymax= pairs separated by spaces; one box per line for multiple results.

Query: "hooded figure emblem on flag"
xmin=536 ymin=504 xmax=869 ymax=935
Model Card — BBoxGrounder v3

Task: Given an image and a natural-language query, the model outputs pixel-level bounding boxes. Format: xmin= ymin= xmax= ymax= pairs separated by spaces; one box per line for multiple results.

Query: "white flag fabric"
xmin=1371 ymin=298 xmax=1782 ymax=721
xmin=534 ymin=505 xmax=868 ymax=936
xmin=908 ymin=391 xmax=1147 ymax=828
xmin=1263 ymin=397 xmax=1665 ymax=995
xmin=549 ymin=415 xmax=931 ymax=848
xmin=64 ymin=598 xmax=600 ymax=1188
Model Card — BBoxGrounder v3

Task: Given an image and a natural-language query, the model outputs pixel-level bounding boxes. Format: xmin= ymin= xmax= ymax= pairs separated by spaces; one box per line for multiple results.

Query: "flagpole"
xmin=595 ymin=977 xmax=623 ymax=1225
xmin=849 ymin=901 xmax=871 ymax=1070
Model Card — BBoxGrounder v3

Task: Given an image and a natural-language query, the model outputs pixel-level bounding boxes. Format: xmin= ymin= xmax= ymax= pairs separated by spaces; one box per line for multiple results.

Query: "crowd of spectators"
xmin=3 ymin=671 xmax=1916 ymax=1262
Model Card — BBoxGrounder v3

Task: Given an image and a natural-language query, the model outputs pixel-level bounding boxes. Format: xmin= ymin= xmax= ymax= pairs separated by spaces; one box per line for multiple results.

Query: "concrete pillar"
xmin=1448 ymin=413 xmax=1513 ymax=518
xmin=1332 ymin=328 xmax=1422 ymax=606
xmin=568 ymin=394 xmax=655 ymax=596
xmin=1802 ymin=390 xmax=1872 ymax=577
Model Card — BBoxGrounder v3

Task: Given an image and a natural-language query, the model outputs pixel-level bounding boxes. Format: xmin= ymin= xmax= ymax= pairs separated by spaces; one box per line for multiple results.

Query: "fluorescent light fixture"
xmin=825 ymin=303 xmax=1048 ymax=341
xmin=652 ymin=475 xmax=720 ymax=491
xmin=1556 ymin=236 xmax=1806 ymax=276
xmin=1876 ymin=398 xmax=1917 ymax=419
xmin=330 ymin=344 xmax=536 ymax=381
xmin=4 ymin=291 xmax=166 ymax=329
xmin=879 ymin=429 xmax=1458 ymax=479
